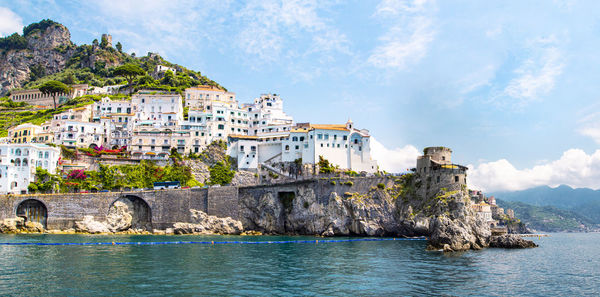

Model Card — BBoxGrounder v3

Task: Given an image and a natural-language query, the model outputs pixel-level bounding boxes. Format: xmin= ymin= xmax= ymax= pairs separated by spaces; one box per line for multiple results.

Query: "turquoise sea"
xmin=0 ymin=233 xmax=598 ymax=296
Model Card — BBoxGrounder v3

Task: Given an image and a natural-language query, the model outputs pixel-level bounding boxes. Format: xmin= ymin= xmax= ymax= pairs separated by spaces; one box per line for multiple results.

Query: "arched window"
xmin=44 ymin=161 xmax=48 ymax=168
xmin=285 ymin=145 xmax=290 ymax=151
xmin=22 ymin=158 xmax=28 ymax=166
xmin=15 ymin=149 xmax=21 ymax=156
xmin=14 ymin=158 xmax=20 ymax=166
xmin=292 ymin=137 xmax=298 ymax=141
xmin=44 ymin=152 xmax=49 ymax=159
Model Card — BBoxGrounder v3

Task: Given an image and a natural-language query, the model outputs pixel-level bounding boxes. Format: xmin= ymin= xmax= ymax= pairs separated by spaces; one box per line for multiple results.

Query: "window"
xmin=354 ymin=139 xmax=358 ymax=144
xmin=285 ymin=145 xmax=289 ymax=150
xmin=437 ymin=176 xmax=441 ymax=183
xmin=324 ymin=134 xmax=329 ymax=140
xmin=343 ymin=135 xmax=347 ymax=140
xmin=300 ymin=136 xmax=304 ymax=141
xmin=455 ymin=176 xmax=459 ymax=182
xmin=292 ymin=136 xmax=298 ymax=141
xmin=44 ymin=152 xmax=49 ymax=158
xmin=333 ymin=135 xmax=337 ymax=140
xmin=218 ymin=124 xmax=224 ymax=130
xmin=240 ymin=146 xmax=245 ymax=151
xmin=320 ymin=143 xmax=323 ymax=147
xmin=295 ymin=145 xmax=299 ymax=150
xmin=317 ymin=134 xmax=323 ymax=140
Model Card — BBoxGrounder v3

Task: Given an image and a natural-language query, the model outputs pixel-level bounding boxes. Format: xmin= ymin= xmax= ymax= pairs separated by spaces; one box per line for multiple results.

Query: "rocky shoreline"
xmin=0 ymin=177 xmax=538 ymax=251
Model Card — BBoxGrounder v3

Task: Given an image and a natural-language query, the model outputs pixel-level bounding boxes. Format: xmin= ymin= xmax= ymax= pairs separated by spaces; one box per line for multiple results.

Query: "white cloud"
xmin=469 ymin=149 xmax=600 ymax=192
xmin=503 ymin=36 xmax=564 ymax=104
xmin=370 ymin=138 xmax=420 ymax=172
xmin=367 ymin=0 xmax=435 ymax=70
xmin=577 ymin=107 xmax=600 ymax=145
xmin=0 ymin=7 xmax=23 ymax=37
xmin=235 ymin=0 xmax=351 ymax=71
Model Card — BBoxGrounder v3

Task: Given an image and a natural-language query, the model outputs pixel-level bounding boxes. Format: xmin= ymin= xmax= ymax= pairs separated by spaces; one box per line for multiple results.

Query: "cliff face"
xmin=239 ymin=176 xmax=491 ymax=252
xmin=0 ymin=24 xmax=73 ymax=93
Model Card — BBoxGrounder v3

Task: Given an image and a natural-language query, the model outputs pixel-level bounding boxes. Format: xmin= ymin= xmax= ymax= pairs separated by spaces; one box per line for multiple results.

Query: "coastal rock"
xmin=0 ymin=217 xmax=25 ymax=233
xmin=489 ymin=234 xmax=538 ymax=249
xmin=173 ymin=209 xmax=243 ymax=235
xmin=23 ymin=221 xmax=45 ymax=233
xmin=425 ymin=191 xmax=491 ymax=252
xmin=241 ymin=184 xmax=402 ymax=236
xmin=106 ymin=201 xmax=133 ymax=232
xmin=75 ymin=216 xmax=110 ymax=234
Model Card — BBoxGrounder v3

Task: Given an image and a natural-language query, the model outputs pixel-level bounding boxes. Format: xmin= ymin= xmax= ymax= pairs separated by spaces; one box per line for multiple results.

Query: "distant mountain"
xmin=496 ymin=199 xmax=599 ymax=232
xmin=492 ymin=185 xmax=600 ymax=229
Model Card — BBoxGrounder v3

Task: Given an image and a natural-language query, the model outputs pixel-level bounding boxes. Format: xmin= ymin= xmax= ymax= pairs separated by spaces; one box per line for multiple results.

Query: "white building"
xmin=92 ymin=97 xmax=133 ymax=148
xmin=131 ymin=91 xmax=183 ymax=128
xmin=0 ymin=143 xmax=60 ymax=194
xmin=53 ymin=120 xmax=103 ymax=148
xmin=227 ymin=120 xmax=378 ymax=174
xmin=281 ymin=120 xmax=377 ymax=173
xmin=245 ymin=94 xmax=293 ymax=136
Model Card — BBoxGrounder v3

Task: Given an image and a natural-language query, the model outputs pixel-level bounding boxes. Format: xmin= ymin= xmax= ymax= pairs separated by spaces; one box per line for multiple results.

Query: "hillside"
xmin=492 ymin=185 xmax=600 ymax=225
xmin=496 ymin=199 xmax=599 ymax=232
xmin=0 ymin=19 xmax=223 ymax=95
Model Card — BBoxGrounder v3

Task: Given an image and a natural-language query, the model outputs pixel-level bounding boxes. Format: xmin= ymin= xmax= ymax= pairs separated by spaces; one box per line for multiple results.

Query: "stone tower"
xmin=415 ymin=146 xmax=468 ymax=197
xmin=101 ymin=34 xmax=113 ymax=48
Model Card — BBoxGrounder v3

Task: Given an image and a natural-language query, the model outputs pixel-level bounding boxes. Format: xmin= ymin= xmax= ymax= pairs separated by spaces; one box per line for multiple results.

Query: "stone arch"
xmin=109 ymin=195 xmax=152 ymax=230
xmin=89 ymin=143 xmax=98 ymax=150
xmin=16 ymin=199 xmax=47 ymax=228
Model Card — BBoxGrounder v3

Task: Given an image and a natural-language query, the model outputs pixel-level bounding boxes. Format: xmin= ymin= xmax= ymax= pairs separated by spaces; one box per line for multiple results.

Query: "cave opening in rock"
xmin=278 ymin=191 xmax=296 ymax=212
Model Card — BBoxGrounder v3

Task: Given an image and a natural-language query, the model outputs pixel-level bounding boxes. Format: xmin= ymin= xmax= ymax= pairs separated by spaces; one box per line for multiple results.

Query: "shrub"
xmin=343 ymin=181 xmax=354 ymax=186
xmin=209 ymin=161 xmax=235 ymax=186
xmin=377 ymin=183 xmax=385 ymax=189
xmin=330 ymin=181 xmax=337 ymax=185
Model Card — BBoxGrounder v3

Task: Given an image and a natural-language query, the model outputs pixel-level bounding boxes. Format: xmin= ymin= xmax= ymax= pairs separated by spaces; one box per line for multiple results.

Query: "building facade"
xmin=0 ymin=143 xmax=60 ymax=194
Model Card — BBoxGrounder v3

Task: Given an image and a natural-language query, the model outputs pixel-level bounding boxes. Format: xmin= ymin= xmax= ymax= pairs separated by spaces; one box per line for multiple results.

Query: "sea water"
xmin=0 ymin=233 xmax=597 ymax=296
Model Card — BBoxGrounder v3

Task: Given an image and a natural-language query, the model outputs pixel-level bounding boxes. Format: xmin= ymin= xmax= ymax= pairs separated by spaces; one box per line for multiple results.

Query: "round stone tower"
xmin=423 ymin=146 xmax=452 ymax=164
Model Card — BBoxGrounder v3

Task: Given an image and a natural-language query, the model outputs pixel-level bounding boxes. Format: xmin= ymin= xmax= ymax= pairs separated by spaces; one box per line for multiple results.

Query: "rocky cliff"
xmin=0 ymin=22 xmax=73 ymax=93
xmin=239 ymin=175 xmax=493 ymax=252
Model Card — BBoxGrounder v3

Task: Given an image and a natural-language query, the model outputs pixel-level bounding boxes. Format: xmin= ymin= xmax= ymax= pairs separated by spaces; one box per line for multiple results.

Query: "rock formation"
xmin=0 ymin=23 xmax=74 ymax=93
xmin=489 ymin=234 xmax=538 ymax=248
xmin=173 ymin=209 xmax=243 ymax=235
xmin=240 ymin=176 xmax=494 ymax=252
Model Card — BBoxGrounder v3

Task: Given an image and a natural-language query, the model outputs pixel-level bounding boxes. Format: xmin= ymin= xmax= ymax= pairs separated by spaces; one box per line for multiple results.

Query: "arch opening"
xmin=109 ymin=195 xmax=152 ymax=230
xmin=16 ymin=199 xmax=47 ymax=228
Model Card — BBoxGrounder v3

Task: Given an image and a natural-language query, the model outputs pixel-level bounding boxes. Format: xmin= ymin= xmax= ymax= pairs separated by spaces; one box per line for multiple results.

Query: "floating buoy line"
xmin=0 ymin=237 xmax=427 ymax=246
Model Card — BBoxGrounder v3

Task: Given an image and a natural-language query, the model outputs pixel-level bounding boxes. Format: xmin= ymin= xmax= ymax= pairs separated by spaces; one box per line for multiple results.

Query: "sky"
xmin=2 ymin=0 xmax=600 ymax=192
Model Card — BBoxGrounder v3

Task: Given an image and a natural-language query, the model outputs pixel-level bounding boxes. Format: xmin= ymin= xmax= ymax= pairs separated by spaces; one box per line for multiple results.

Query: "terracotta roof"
xmin=228 ymin=134 xmax=259 ymax=140
xmin=309 ymin=124 xmax=349 ymax=131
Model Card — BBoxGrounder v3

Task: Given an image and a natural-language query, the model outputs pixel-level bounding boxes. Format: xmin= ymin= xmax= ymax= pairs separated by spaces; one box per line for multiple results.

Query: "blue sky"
xmin=2 ymin=0 xmax=600 ymax=191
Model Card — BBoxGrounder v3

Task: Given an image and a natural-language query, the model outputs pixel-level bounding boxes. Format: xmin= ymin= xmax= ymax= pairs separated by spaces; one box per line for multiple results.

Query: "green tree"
xmin=160 ymin=70 xmax=178 ymax=87
xmin=209 ymin=161 xmax=235 ymax=186
xmin=318 ymin=156 xmax=336 ymax=174
xmin=39 ymin=80 xmax=70 ymax=109
xmin=100 ymin=35 xmax=109 ymax=48
xmin=116 ymin=41 xmax=122 ymax=52
xmin=92 ymin=39 xmax=99 ymax=46
xmin=0 ymin=33 xmax=28 ymax=50
xmin=28 ymin=167 xmax=61 ymax=193
xmin=113 ymin=63 xmax=145 ymax=87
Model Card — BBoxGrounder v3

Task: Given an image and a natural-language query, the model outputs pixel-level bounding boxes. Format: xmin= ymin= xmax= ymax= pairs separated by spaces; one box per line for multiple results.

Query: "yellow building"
xmin=7 ymin=123 xmax=42 ymax=144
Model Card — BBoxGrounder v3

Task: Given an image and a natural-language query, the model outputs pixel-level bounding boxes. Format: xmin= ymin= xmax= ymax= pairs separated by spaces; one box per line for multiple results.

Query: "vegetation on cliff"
xmin=0 ymin=94 xmax=127 ymax=137
xmin=1 ymin=19 xmax=224 ymax=95
xmin=28 ymin=160 xmax=201 ymax=193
